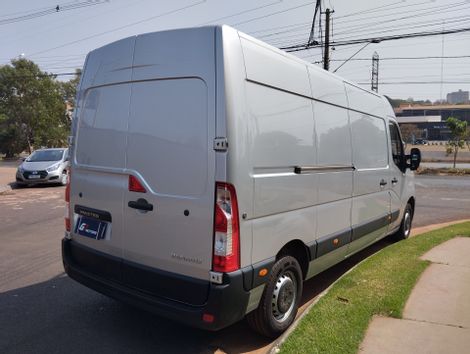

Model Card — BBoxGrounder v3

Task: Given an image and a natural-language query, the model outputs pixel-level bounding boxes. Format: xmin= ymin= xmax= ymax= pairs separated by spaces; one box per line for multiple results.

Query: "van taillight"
xmin=129 ymin=175 xmax=146 ymax=193
xmin=213 ymin=182 xmax=240 ymax=273
xmin=65 ymin=172 xmax=71 ymax=232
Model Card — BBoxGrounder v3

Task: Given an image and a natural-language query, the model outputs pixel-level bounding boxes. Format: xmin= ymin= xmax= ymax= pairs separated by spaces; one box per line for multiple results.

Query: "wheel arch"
xmin=276 ymin=239 xmax=310 ymax=280
xmin=407 ymin=196 xmax=415 ymax=215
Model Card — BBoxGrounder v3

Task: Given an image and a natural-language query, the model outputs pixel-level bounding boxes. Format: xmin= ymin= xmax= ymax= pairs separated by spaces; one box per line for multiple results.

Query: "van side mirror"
xmin=407 ymin=148 xmax=421 ymax=171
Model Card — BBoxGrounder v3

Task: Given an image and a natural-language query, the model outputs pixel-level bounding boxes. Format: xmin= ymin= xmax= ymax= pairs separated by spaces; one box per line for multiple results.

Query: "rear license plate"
xmin=75 ymin=216 xmax=108 ymax=240
xmin=28 ymin=174 xmax=41 ymax=179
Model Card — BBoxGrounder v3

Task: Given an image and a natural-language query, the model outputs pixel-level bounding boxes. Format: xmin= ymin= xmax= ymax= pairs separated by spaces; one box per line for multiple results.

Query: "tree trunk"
xmin=453 ymin=146 xmax=458 ymax=168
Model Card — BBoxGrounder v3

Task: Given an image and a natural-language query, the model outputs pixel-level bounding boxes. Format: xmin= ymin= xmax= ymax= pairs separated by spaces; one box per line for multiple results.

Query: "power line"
xmin=332 ymin=14 xmax=470 ymax=41
xmin=316 ymin=55 xmax=470 ymax=63
xmin=28 ymin=0 xmax=207 ymax=57
xmin=231 ymin=1 xmax=315 ymax=26
xmin=248 ymin=2 xmax=470 ymax=49
xmin=356 ymin=81 xmax=470 ymax=85
xmin=198 ymin=0 xmax=282 ymax=25
xmin=333 ymin=1 xmax=470 ymax=28
xmin=334 ymin=0 xmax=418 ymax=20
xmin=0 ymin=1 xmax=109 ymax=26
xmin=281 ymin=26 xmax=470 ymax=52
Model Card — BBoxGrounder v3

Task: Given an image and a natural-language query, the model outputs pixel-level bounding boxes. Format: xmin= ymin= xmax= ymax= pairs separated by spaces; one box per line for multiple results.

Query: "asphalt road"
xmin=0 ymin=175 xmax=469 ymax=353
xmin=413 ymin=175 xmax=470 ymax=227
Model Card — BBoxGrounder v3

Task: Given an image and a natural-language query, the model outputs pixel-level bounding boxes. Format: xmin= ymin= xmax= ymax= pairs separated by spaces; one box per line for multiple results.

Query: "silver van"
xmin=62 ymin=26 xmax=421 ymax=337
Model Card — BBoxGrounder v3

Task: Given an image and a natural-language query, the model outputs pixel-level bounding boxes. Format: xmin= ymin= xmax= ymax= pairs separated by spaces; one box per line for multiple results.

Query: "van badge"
xmin=171 ymin=253 xmax=202 ymax=265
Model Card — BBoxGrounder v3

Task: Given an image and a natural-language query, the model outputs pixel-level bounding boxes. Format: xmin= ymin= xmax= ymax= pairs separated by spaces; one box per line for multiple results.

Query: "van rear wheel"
xmin=246 ymin=256 xmax=303 ymax=338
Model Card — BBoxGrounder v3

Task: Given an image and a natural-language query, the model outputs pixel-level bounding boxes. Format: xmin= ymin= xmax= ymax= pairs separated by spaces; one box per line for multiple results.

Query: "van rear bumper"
xmin=62 ymin=238 xmax=250 ymax=331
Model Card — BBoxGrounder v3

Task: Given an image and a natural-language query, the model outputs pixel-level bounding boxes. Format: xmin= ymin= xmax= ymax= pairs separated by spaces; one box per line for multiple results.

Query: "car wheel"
xmin=246 ymin=255 xmax=303 ymax=338
xmin=60 ymin=170 xmax=68 ymax=186
xmin=393 ymin=203 xmax=413 ymax=240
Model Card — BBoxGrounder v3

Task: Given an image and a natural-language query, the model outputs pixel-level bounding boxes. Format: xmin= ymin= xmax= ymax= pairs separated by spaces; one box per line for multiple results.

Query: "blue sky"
xmin=2 ymin=0 xmax=470 ymax=100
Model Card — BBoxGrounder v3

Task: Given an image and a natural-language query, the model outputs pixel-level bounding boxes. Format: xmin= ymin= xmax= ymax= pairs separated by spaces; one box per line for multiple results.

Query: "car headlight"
xmin=46 ymin=163 xmax=61 ymax=172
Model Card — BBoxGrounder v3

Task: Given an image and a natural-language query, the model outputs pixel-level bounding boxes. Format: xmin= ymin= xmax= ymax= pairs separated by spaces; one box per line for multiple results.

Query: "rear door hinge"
xmin=213 ymin=137 xmax=228 ymax=152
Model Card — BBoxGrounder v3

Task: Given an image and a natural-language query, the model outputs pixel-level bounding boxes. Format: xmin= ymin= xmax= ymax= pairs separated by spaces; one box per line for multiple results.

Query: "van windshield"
xmin=27 ymin=150 xmax=64 ymax=162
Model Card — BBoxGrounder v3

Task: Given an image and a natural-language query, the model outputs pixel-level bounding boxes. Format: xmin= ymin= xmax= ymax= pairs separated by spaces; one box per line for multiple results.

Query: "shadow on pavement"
xmin=0 ymin=237 xmax=395 ymax=354
xmin=10 ymin=182 xmax=65 ymax=190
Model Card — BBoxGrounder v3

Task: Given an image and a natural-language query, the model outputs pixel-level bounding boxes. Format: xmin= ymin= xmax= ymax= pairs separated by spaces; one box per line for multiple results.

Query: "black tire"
xmin=393 ymin=203 xmax=413 ymax=240
xmin=246 ymin=255 xmax=303 ymax=338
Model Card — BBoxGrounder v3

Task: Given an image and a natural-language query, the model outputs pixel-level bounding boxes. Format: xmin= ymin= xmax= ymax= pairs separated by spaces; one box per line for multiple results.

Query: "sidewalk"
xmin=359 ymin=237 xmax=470 ymax=354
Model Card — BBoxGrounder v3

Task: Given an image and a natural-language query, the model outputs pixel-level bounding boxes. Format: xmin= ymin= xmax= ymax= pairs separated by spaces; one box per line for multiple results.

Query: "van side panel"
xmin=239 ymin=38 xmax=317 ymax=264
xmin=248 ymin=82 xmax=317 ymax=217
xmin=240 ymin=36 xmax=312 ymax=98
xmin=312 ymin=101 xmax=353 ymax=263
xmin=346 ymin=84 xmax=391 ymax=254
xmin=308 ymin=66 xmax=348 ymax=107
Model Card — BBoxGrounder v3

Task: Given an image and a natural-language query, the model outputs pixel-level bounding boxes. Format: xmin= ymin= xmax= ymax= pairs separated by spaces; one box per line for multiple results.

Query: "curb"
xmin=268 ymin=219 xmax=470 ymax=354
xmin=269 ymin=260 xmax=364 ymax=354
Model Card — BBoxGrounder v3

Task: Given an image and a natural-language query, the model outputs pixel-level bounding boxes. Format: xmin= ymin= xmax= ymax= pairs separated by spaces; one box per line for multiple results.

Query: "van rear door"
xmin=70 ymin=37 xmax=136 ymax=279
xmin=120 ymin=30 xmax=217 ymax=304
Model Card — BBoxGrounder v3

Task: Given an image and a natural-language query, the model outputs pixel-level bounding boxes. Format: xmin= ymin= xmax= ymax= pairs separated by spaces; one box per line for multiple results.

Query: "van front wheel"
xmin=246 ymin=256 xmax=303 ymax=338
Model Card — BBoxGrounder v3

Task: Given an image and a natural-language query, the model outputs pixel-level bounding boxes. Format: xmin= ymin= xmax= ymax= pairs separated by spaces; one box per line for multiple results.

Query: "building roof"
xmin=396 ymin=115 xmax=441 ymax=123
xmin=395 ymin=104 xmax=470 ymax=114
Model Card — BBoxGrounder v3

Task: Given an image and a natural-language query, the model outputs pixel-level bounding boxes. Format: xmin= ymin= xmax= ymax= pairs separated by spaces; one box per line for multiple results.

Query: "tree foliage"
xmin=0 ymin=59 xmax=75 ymax=157
xmin=59 ymin=68 xmax=81 ymax=108
xmin=445 ymin=117 xmax=470 ymax=168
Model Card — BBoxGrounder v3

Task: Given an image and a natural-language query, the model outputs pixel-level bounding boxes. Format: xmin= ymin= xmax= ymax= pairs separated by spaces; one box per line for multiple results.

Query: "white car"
xmin=16 ymin=148 xmax=69 ymax=186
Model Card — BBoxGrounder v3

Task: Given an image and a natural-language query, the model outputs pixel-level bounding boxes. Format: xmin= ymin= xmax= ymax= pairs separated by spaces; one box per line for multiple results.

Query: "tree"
xmin=445 ymin=117 xmax=469 ymax=168
xmin=0 ymin=59 xmax=69 ymax=157
xmin=59 ymin=68 xmax=81 ymax=109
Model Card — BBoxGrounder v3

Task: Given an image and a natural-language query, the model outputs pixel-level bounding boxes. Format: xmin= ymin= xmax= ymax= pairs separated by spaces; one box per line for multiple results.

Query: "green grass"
xmin=280 ymin=222 xmax=470 ymax=354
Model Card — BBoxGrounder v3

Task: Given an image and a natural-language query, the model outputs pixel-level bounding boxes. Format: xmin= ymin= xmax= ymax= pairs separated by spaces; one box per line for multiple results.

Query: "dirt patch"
xmin=416 ymin=167 xmax=470 ymax=176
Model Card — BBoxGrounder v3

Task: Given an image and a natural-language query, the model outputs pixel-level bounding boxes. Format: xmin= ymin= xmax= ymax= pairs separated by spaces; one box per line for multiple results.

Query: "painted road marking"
xmin=440 ymin=197 xmax=470 ymax=202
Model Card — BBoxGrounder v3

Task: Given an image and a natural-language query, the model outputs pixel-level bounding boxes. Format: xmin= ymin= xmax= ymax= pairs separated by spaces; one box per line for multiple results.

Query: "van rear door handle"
xmin=379 ymin=179 xmax=388 ymax=187
xmin=128 ymin=198 xmax=153 ymax=212
xmin=391 ymin=177 xmax=398 ymax=185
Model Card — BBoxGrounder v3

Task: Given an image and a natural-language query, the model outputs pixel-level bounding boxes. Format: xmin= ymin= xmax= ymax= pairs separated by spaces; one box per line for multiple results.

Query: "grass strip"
xmin=280 ymin=221 xmax=470 ymax=354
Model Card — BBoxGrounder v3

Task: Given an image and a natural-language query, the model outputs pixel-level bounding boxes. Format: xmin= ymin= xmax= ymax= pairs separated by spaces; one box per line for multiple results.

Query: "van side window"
xmin=389 ymin=122 xmax=404 ymax=169
xmin=350 ymin=113 xmax=388 ymax=169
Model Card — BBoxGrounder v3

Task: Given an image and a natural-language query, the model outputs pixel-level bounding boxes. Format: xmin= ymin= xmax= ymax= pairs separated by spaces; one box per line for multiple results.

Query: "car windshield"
xmin=27 ymin=150 xmax=64 ymax=162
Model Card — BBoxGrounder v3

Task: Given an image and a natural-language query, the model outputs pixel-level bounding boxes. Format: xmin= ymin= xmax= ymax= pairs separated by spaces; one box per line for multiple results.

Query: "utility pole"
xmin=323 ymin=8 xmax=331 ymax=71
xmin=371 ymin=52 xmax=379 ymax=92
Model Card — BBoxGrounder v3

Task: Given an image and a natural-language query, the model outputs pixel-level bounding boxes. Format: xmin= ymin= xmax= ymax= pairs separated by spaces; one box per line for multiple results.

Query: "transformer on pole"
xmin=371 ymin=51 xmax=379 ymax=92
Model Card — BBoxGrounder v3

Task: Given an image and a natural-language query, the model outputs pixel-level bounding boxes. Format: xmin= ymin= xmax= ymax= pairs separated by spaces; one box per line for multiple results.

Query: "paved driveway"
xmin=0 ymin=172 xmax=469 ymax=353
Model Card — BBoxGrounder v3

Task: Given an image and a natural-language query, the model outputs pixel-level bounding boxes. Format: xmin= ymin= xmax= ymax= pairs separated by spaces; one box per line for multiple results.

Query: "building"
xmin=446 ymin=89 xmax=469 ymax=104
xmin=394 ymin=104 xmax=470 ymax=141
